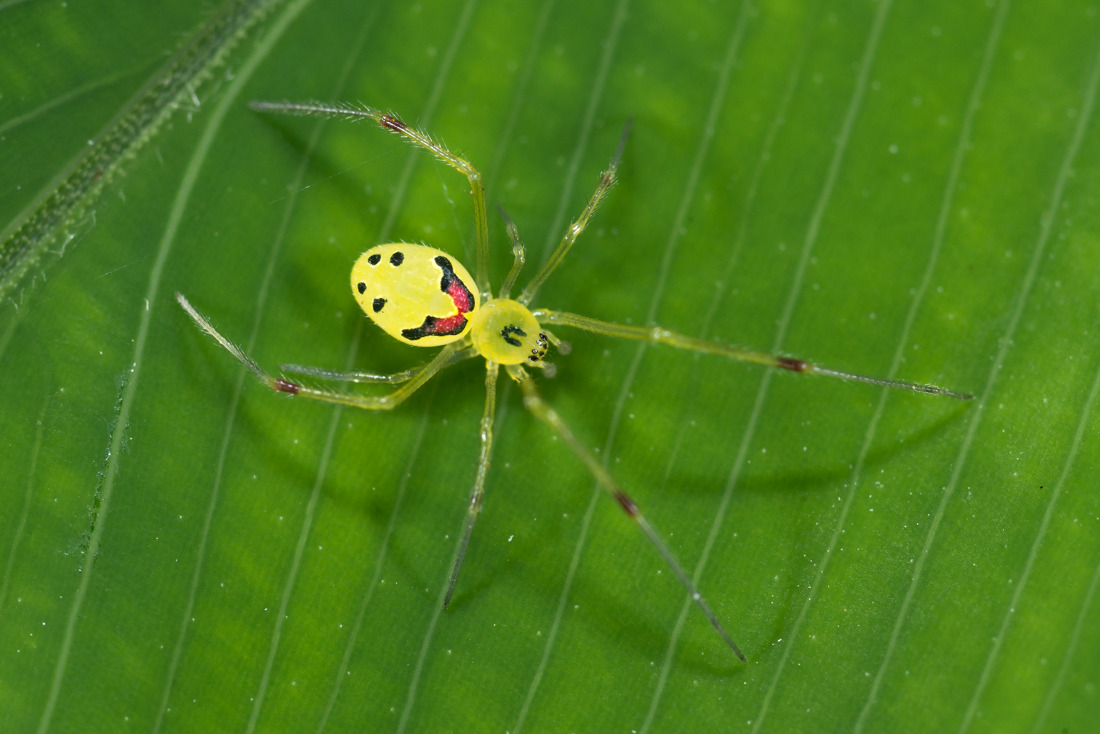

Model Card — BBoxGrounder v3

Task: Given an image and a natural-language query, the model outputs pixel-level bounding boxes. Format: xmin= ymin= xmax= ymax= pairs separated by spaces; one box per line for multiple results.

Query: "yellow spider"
xmin=177 ymin=101 xmax=972 ymax=660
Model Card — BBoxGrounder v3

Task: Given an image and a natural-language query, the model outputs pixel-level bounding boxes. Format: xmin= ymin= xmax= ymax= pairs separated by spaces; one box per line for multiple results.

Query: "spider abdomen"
xmin=350 ymin=243 xmax=480 ymax=346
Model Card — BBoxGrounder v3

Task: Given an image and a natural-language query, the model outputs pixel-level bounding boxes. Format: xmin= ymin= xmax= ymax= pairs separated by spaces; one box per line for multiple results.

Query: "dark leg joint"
xmin=379 ymin=114 xmax=406 ymax=132
xmin=777 ymin=356 xmax=808 ymax=373
xmin=614 ymin=490 xmax=639 ymax=518
xmin=274 ymin=378 xmax=300 ymax=395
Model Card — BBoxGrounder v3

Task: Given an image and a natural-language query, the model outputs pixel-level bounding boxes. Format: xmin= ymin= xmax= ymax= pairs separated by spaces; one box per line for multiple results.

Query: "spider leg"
xmin=281 ymin=345 xmax=476 ymax=385
xmin=495 ymin=205 xmax=526 ymax=301
xmin=533 ymin=309 xmax=973 ymax=400
xmin=518 ymin=119 xmax=633 ymax=306
xmin=443 ymin=361 xmax=501 ymax=609
xmin=506 ymin=363 xmax=746 ymax=661
xmin=250 ymin=100 xmax=492 ymax=298
xmin=177 ymin=293 xmax=466 ymax=410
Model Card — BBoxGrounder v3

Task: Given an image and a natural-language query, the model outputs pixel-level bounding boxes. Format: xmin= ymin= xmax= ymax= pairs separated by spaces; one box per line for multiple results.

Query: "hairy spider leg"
xmin=507 ymin=364 xmax=747 ymax=661
xmin=250 ymin=101 xmax=493 ymax=299
xmin=280 ymin=359 xmax=466 ymax=385
xmin=517 ymin=119 xmax=632 ymax=306
xmin=444 ymin=360 xmax=500 ymax=609
xmin=494 ymin=204 xmax=526 ymax=301
xmin=533 ymin=310 xmax=974 ymax=400
xmin=176 ymin=292 xmax=477 ymax=409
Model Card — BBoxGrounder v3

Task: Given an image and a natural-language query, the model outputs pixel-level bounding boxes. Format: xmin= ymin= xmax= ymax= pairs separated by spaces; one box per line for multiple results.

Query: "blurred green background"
xmin=2 ymin=0 xmax=1098 ymax=731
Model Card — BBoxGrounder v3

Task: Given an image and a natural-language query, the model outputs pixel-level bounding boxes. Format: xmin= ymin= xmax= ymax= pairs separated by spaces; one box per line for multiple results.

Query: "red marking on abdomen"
xmin=401 ymin=312 xmax=469 ymax=341
xmin=447 ymin=279 xmax=473 ymax=313
xmin=433 ymin=255 xmax=474 ymax=314
xmin=424 ymin=313 xmax=467 ymax=335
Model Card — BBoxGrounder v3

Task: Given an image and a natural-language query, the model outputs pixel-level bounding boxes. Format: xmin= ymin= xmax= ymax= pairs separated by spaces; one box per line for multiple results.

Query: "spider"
xmin=176 ymin=101 xmax=972 ymax=661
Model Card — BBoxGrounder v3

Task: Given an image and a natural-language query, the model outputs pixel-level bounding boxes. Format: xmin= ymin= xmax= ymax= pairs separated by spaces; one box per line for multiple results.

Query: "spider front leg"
xmin=176 ymin=293 xmax=470 ymax=410
xmin=518 ymin=119 xmax=633 ymax=305
xmin=250 ymin=101 xmax=492 ymax=297
xmin=495 ymin=205 xmax=526 ymax=301
xmin=506 ymin=363 xmax=747 ymax=661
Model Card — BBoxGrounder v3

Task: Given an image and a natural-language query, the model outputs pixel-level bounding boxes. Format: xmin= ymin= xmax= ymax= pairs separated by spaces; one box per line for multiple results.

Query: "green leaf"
xmin=2 ymin=0 xmax=1098 ymax=732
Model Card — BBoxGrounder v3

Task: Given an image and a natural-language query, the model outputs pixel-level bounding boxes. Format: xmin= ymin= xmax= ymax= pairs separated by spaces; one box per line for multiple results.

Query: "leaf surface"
xmin=2 ymin=1 xmax=1098 ymax=732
